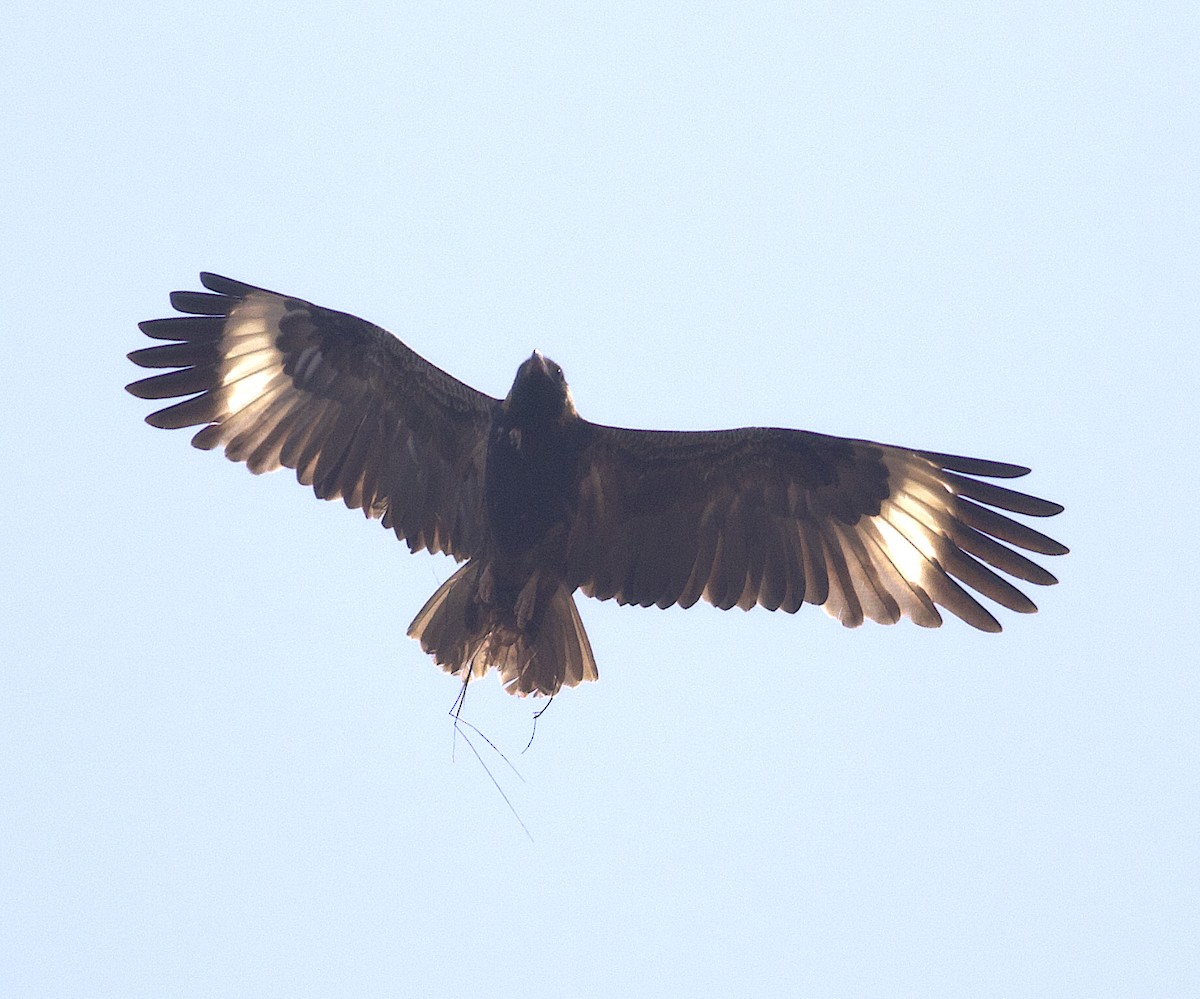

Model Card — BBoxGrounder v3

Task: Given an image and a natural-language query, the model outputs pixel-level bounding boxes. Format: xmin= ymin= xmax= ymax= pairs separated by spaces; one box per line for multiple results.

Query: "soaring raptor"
xmin=127 ymin=274 xmax=1067 ymax=696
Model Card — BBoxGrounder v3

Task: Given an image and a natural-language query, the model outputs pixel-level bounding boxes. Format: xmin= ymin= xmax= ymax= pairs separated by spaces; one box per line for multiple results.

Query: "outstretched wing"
xmin=126 ymin=273 xmax=497 ymax=560
xmin=565 ymin=425 xmax=1067 ymax=632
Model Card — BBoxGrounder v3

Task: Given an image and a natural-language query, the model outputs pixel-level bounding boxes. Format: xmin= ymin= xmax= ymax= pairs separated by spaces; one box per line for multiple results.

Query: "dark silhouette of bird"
xmin=127 ymin=274 xmax=1067 ymax=696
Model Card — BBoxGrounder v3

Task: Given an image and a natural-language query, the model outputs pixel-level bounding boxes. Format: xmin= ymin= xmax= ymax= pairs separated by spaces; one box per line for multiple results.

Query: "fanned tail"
xmin=407 ymin=562 xmax=598 ymax=697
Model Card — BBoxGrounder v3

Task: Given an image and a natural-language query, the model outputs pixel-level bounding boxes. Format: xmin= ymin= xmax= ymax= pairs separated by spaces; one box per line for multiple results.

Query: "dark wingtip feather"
xmin=944 ymin=471 xmax=1065 ymax=518
xmin=920 ymin=449 xmax=1032 ymax=478
xmin=139 ymin=317 xmax=193 ymax=340
xmin=955 ymin=499 xmax=1067 ymax=556
xmin=126 ymin=374 xmax=164 ymax=399
xmin=142 ymin=393 xmax=220 ymax=430
xmin=199 ymin=272 xmax=255 ymax=296
xmin=128 ymin=342 xmax=218 ymax=369
xmin=169 ymin=290 xmax=233 ymax=316
xmin=137 ymin=316 xmax=226 ymax=343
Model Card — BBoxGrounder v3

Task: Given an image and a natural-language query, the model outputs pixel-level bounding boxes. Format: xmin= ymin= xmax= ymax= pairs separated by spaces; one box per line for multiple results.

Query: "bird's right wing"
xmin=126 ymin=273 xmax=497 ymax=560
xmin=564 ymin=423 xmax=1067 ymax=632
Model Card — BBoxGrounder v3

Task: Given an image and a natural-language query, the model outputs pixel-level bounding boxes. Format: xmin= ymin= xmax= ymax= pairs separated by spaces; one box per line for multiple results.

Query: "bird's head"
xmin=503 ymin=350 xmax=578 ymax=424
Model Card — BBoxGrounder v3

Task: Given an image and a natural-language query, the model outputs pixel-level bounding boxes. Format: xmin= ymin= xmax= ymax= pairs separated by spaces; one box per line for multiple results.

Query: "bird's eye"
xmin=552 ymin=364 xmax=564 ymax=381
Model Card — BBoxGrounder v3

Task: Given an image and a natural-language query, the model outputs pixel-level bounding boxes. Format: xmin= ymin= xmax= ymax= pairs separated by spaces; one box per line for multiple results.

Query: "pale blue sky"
xmin=3 ymin=2 xmax=1197 ymax=996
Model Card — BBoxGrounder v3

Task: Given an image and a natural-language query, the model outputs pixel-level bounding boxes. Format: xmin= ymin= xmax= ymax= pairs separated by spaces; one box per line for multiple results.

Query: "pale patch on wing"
xmin=220 ymin=363 xmax=278 ymax=418
xmin=872 ymin=507 xmax=934 ymax=588
xmin=808 ymin=449 xmax=1008 ymax=630
xmin=221 ymin=295 xmax=288 ymax=417
xmin=870 ymin=452 xmax=957 ymax=594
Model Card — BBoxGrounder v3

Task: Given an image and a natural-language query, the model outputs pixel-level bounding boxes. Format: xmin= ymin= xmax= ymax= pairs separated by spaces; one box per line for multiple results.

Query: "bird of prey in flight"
xmin=127 ymin=274 xmax=1067 ymax=697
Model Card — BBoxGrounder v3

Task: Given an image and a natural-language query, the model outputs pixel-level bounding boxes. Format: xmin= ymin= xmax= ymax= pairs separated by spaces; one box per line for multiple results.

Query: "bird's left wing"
xmin=564 ymin=423 xmax=1067 ymax=632
xmin=127 ymin=273 xmax=497 ymax=560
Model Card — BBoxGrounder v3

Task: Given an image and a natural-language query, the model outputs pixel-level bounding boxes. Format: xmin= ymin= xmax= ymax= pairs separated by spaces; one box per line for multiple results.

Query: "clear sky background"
xmin=2 ymin=2 xmax=1196 ymax=996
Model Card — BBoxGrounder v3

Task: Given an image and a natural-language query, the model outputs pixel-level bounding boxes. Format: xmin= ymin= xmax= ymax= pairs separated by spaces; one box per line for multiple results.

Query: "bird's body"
xmin=418 ymin=352 xmax=599 ymax=695
xmin=127 ymin=274 xmax=1067 ymax=696
xmin=485 ymin=353 xmax=584 ymax=558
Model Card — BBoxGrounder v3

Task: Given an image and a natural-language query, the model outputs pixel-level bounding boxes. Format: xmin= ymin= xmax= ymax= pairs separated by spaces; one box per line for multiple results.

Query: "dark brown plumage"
xmin=127 ymin=274 xmax=1068 ymax=696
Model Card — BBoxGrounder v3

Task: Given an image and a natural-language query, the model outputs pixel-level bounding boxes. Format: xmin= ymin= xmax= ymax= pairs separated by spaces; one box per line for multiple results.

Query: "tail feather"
xmin=407 ymin=562 xmax=598 ymax=697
